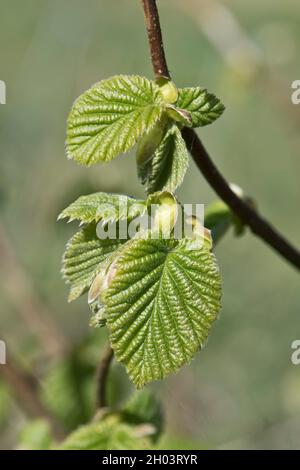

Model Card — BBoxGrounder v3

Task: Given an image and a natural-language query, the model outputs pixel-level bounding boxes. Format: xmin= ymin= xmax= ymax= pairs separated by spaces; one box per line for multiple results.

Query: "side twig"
xmin=95 ymin=343 xmax=114 ymax=410
xmin=141 ymin=0 xmax=300 ymax=271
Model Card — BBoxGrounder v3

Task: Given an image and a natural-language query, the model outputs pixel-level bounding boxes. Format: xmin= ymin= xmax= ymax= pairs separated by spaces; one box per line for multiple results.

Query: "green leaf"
xmin=17 ymin=420 xmax=53 ymax=450
xmin=59 ymin=415 xmax=151 ymax=450
xmin=105 ymin=236 xmax=222 ymax=388
xmin=137 ymin=124 xmax=189 ymax=194
xmin=58 ymin=192 xmax=147 ymax=225
xmin=205 ymin=193 xmax=250 ymax=244
xmin=62 ymin=223 xmax=124 ymax=302
xmin=136 ymin=117 xmax=167 ymax=167
xmin=177 ymin=87 xmax=225 ymax=127
xmin=122 ymin=390 xmax=164 ymax=443
xmin=41 ymin=351 xmax=94 ymax=430
xmin=66 ymin=75 xmax=164 ymax=165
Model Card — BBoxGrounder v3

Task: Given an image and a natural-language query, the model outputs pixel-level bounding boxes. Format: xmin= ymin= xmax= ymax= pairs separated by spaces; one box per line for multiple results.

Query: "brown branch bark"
xmin=141 ymin=0 xmax=169 ymax=77
xmin=141 ymin=0 xmax=300 ymax=271
xmin=95 ymin=343 xmax=114 ymax=409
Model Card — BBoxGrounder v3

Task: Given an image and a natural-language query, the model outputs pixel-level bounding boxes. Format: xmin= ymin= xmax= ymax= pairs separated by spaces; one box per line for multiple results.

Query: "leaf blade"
xmin=58 ymin=192 xmax=147 ymax=225
xmin=177 ymin=87 xmax=225 ymax=127
xmin=105 ymin=236 xmax=222 ymax=388
xmin=66 ymin=75 xmax=164 ymax=165
xmin=137 ymin=124 xmax=189 ymax=194
xmin=62 ymin=223 xmax=124 ymax=302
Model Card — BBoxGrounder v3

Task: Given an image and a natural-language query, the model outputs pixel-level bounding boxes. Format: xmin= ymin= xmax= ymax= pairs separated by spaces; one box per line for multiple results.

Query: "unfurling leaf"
xmin=137 ymin=124 xmax=189 ymax=194
xmin=205 ymin=185 xmax=256 ymax=243
xmin=165 ymin=106 xmax=193 ymax=127
xmin=62 ymin=223 xmax=124 ymax=302
xmin=105 ymin=236 xmax=222 ymax=388
xmin=155 ymin=77 xmax=178 ymax=104
xmin=177 ymin=87 xmax=225 ymax=127
xmin=148 ymin=191 xmax=178 ymax=236
xmin=204 ymin=200 xmax=233 ymax=244
xmin=136 ymin=116 xmax=167 ymax=166
xmin=66 ymin=75 xmax=164 ymax=165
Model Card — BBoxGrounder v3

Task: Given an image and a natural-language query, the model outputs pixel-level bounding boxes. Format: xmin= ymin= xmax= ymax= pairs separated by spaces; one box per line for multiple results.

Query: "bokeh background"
xmin=0 ymin=0 xmax=300 ymax=450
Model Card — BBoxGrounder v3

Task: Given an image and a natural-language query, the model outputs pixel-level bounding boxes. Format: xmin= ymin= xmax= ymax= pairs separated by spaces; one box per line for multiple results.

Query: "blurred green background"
xmin=0 ymin=0 xmax=300 ymax=450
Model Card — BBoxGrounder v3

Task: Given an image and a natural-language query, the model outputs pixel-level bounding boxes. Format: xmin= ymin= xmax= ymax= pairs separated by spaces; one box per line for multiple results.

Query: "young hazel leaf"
xmin=177 ymin=87 xmax=225 ymax=127
xmin=138 ymin=124 xmax=189 ymax=194
xmin=205 ymin=185 xmax=255 ymax=243
xmin=62 ymin=223 xmax=124 ymax=302
xmin=165 ymin=106 xmax=193 ymax=127
xmin=105 ymin=236 xmax=222 ymax=388
xmin=66 ymin=75 xmax=164 ymax=165
xmin=58 ymin=192 xmax=147 ymax=225
xmin=59 ymin=415 xmax=150 ymax=450
xmin=122 ymin=390 xmax=164 ymax=443
xmin=41 ymin=354 xmax=94 ymax=431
